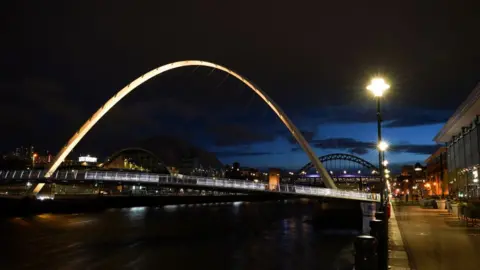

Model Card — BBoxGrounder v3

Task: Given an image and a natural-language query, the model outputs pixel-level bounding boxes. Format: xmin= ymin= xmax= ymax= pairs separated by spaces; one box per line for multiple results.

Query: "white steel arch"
xmin=45 ymin=60 xmax=337 ymax=189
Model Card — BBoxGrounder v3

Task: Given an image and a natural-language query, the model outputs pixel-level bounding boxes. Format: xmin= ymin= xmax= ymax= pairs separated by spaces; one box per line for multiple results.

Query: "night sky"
xmin=1 ymin=1 xmax=480 ymax=171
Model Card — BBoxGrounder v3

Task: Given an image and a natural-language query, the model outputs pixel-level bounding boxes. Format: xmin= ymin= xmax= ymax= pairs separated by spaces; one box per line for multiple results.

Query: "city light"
xmin=382 ymin=160 xmax=389 ymax=166
xmin=367 ymin=77 xmax=390 ymax=97
xmin=385 ymin=169 xmax=390 ymax=174
xmin=79 ymin=155 xmax=98 ymax=163
xmin=358 ymin=170 xmax=361 ymax=174
xmin=378 ymin=141 xmax=389 ymax=151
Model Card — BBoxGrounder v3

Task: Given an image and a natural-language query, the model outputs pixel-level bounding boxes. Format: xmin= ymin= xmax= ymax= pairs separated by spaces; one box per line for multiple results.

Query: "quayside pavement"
xmin=392 ymin=203 xmax=480 ymax=270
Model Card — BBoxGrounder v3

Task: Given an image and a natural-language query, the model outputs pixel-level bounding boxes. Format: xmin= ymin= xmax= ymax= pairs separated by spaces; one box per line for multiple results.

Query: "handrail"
xmin=0 ymin=170 xmax=380 ymax=202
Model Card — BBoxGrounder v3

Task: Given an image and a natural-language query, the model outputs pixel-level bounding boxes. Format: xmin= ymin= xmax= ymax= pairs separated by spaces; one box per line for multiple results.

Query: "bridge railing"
xmin=158 ymin=175 xmax=267 ymax=191
xmin=0 ymin=170 xmax=46 ymax=180
xmin=84 ymin=171 xmax=159 ymax=183
xmin=0 ymin=170 xmax=380 ymax=202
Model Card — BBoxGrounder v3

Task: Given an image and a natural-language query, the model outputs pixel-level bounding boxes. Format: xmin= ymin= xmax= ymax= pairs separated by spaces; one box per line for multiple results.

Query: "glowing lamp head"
xmin=382 ymin=160 xmax=389 ymax=166
xmin=367 ymin=77 xmax=390 ymax=97
xmin=378 ymin=141 xmax=389 ymax=151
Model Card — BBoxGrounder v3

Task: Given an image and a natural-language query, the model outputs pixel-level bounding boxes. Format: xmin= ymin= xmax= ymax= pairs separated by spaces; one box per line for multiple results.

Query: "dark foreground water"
xmin=0 ymin=200 xmax=356 ymax=270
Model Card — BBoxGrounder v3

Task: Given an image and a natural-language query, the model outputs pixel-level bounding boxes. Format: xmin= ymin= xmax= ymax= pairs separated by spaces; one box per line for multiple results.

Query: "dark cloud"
xmin=389 ymin=144 xmax=440 ymax=155
xmin=215 ymin=151 xmax=273 ymax=157
xmin=286 ymin=130 xmax=316 ymax=144
xmin=383 ymin=113 xmax=450 ymax=128
xmin=350 ymin=147 xmax=370 ymax=155
xmin=299 ymin=106 xmax=452 ymax=129
xmin=206 ymin=124 xmax=276 ymax=147
xmin=312 ymin=138 xmax=375 ymax=151
xmin=291 ymin=137 xmax=441 ymax=156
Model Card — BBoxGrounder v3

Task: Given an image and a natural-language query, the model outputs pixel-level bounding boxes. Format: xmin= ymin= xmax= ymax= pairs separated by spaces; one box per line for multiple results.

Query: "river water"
xmin=0 ymin=200 xmax=356 ymax=269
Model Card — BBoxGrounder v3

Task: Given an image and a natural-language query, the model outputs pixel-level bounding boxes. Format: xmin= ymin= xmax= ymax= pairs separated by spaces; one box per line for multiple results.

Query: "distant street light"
xmin=414 ymin=163 xmax=423 ymax=171
xmin=383 ymin=160 xmax=389 ymax=167
xmin=378 ymin=141 xmax=389 ymax=151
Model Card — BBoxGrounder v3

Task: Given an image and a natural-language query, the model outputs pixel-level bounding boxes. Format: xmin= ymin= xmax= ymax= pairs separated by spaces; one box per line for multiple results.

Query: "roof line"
xmin=434 ymin=82 xmax=480 ymax=142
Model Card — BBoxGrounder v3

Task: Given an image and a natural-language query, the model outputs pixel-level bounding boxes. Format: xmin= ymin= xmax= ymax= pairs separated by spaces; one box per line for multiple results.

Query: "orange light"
xmin=32 ymin=153 xmax=38 ymax=158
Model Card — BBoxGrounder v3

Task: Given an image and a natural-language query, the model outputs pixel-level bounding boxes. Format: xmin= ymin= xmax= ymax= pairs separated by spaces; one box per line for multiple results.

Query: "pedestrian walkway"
xmin=389 ymin=204 xmax=412 ymax=269
xmin=394 ymin=205 xmax=480 ymax=270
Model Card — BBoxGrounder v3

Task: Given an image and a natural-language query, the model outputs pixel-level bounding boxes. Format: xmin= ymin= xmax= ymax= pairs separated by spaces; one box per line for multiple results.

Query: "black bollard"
xmin=354 ymin=235 xmax=378 ymax=270
xmin=372 ymin=212 xmax=388 ymax=270
xmin=370 ymin=219 xmax=383 ymax=239
xmin=374 ymin=211 xmax=384 ymax=220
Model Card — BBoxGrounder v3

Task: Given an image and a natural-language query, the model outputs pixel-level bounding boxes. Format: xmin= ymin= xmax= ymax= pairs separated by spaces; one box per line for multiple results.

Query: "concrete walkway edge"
xmin=388 ymin=205 xmax=413 ymax=269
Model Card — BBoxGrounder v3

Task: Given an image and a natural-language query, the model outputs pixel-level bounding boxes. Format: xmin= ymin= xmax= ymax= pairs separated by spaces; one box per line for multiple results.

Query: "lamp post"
xmin=367 ymin=78 xmax=390 ymax=201
xmin=367 ymin=77 xmax=390 ymax=270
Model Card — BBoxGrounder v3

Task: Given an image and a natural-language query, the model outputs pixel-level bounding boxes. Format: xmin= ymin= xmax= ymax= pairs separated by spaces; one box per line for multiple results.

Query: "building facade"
xmin=435 ymin=83 xmax=480 ymax=199
xmin=425 ymin=147 xmax=448 ymax=196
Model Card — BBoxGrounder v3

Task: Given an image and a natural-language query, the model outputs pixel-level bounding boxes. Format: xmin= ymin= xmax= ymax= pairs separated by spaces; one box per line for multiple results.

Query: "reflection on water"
xmin=0 ymin=200 xmax=355 ymax=270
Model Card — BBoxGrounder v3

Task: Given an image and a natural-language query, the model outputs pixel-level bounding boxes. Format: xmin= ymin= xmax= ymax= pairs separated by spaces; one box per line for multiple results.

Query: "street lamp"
xmin=367 ymin=78 xmax=390 ymax=97
xmin=367 ymin=77 xmax=390 ymax=200
xmin=367 ymin=77 xmax=390 ymax=269
xmin=382 ymin=160 xmax=389 ymax=167
xmin=378 ymin=141 xmax=389 ymax=151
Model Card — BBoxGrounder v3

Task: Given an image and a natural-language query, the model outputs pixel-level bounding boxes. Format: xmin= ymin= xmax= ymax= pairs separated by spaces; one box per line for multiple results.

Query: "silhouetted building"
xmin=225 ymin=162 xmax=243 ymax=179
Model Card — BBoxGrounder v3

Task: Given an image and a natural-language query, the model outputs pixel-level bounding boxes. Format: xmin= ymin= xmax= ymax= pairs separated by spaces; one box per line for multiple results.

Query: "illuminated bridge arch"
xmin=298 ymin=153 xmax=379 ymax=174
xmin=101 ymin=147 xmax=171 ymax=174
xmin=45 ymin=60 xmax=337 ymax=189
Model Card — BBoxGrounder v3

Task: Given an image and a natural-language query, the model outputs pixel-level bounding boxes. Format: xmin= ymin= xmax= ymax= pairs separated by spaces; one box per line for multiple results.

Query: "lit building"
xmin=268 ymin=168 xmax=281 ymax=190
xmin=397 ymin=164 xmax=427 ymax=196
xmin=425 ymin=147 xmax=448 ymax=196
xmin=34 ymin=154 xmax=53 ymax=166
xmin=434 ymin=83 xmax=480 ymax=199
xmin=13 ymin=146 xmax=34 ymax=160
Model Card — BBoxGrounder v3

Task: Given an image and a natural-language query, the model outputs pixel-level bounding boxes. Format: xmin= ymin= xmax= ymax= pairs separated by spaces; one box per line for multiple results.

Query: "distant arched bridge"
xmin=296 ymin=153 xmax=381 ymax=190
xmin=299 ymin=153 xmax=379 ymax=175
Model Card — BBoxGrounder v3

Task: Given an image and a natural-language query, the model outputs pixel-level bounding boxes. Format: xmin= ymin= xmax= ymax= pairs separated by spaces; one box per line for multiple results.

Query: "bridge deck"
xmin=0 ymin=170 xmax=380 ymax=202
